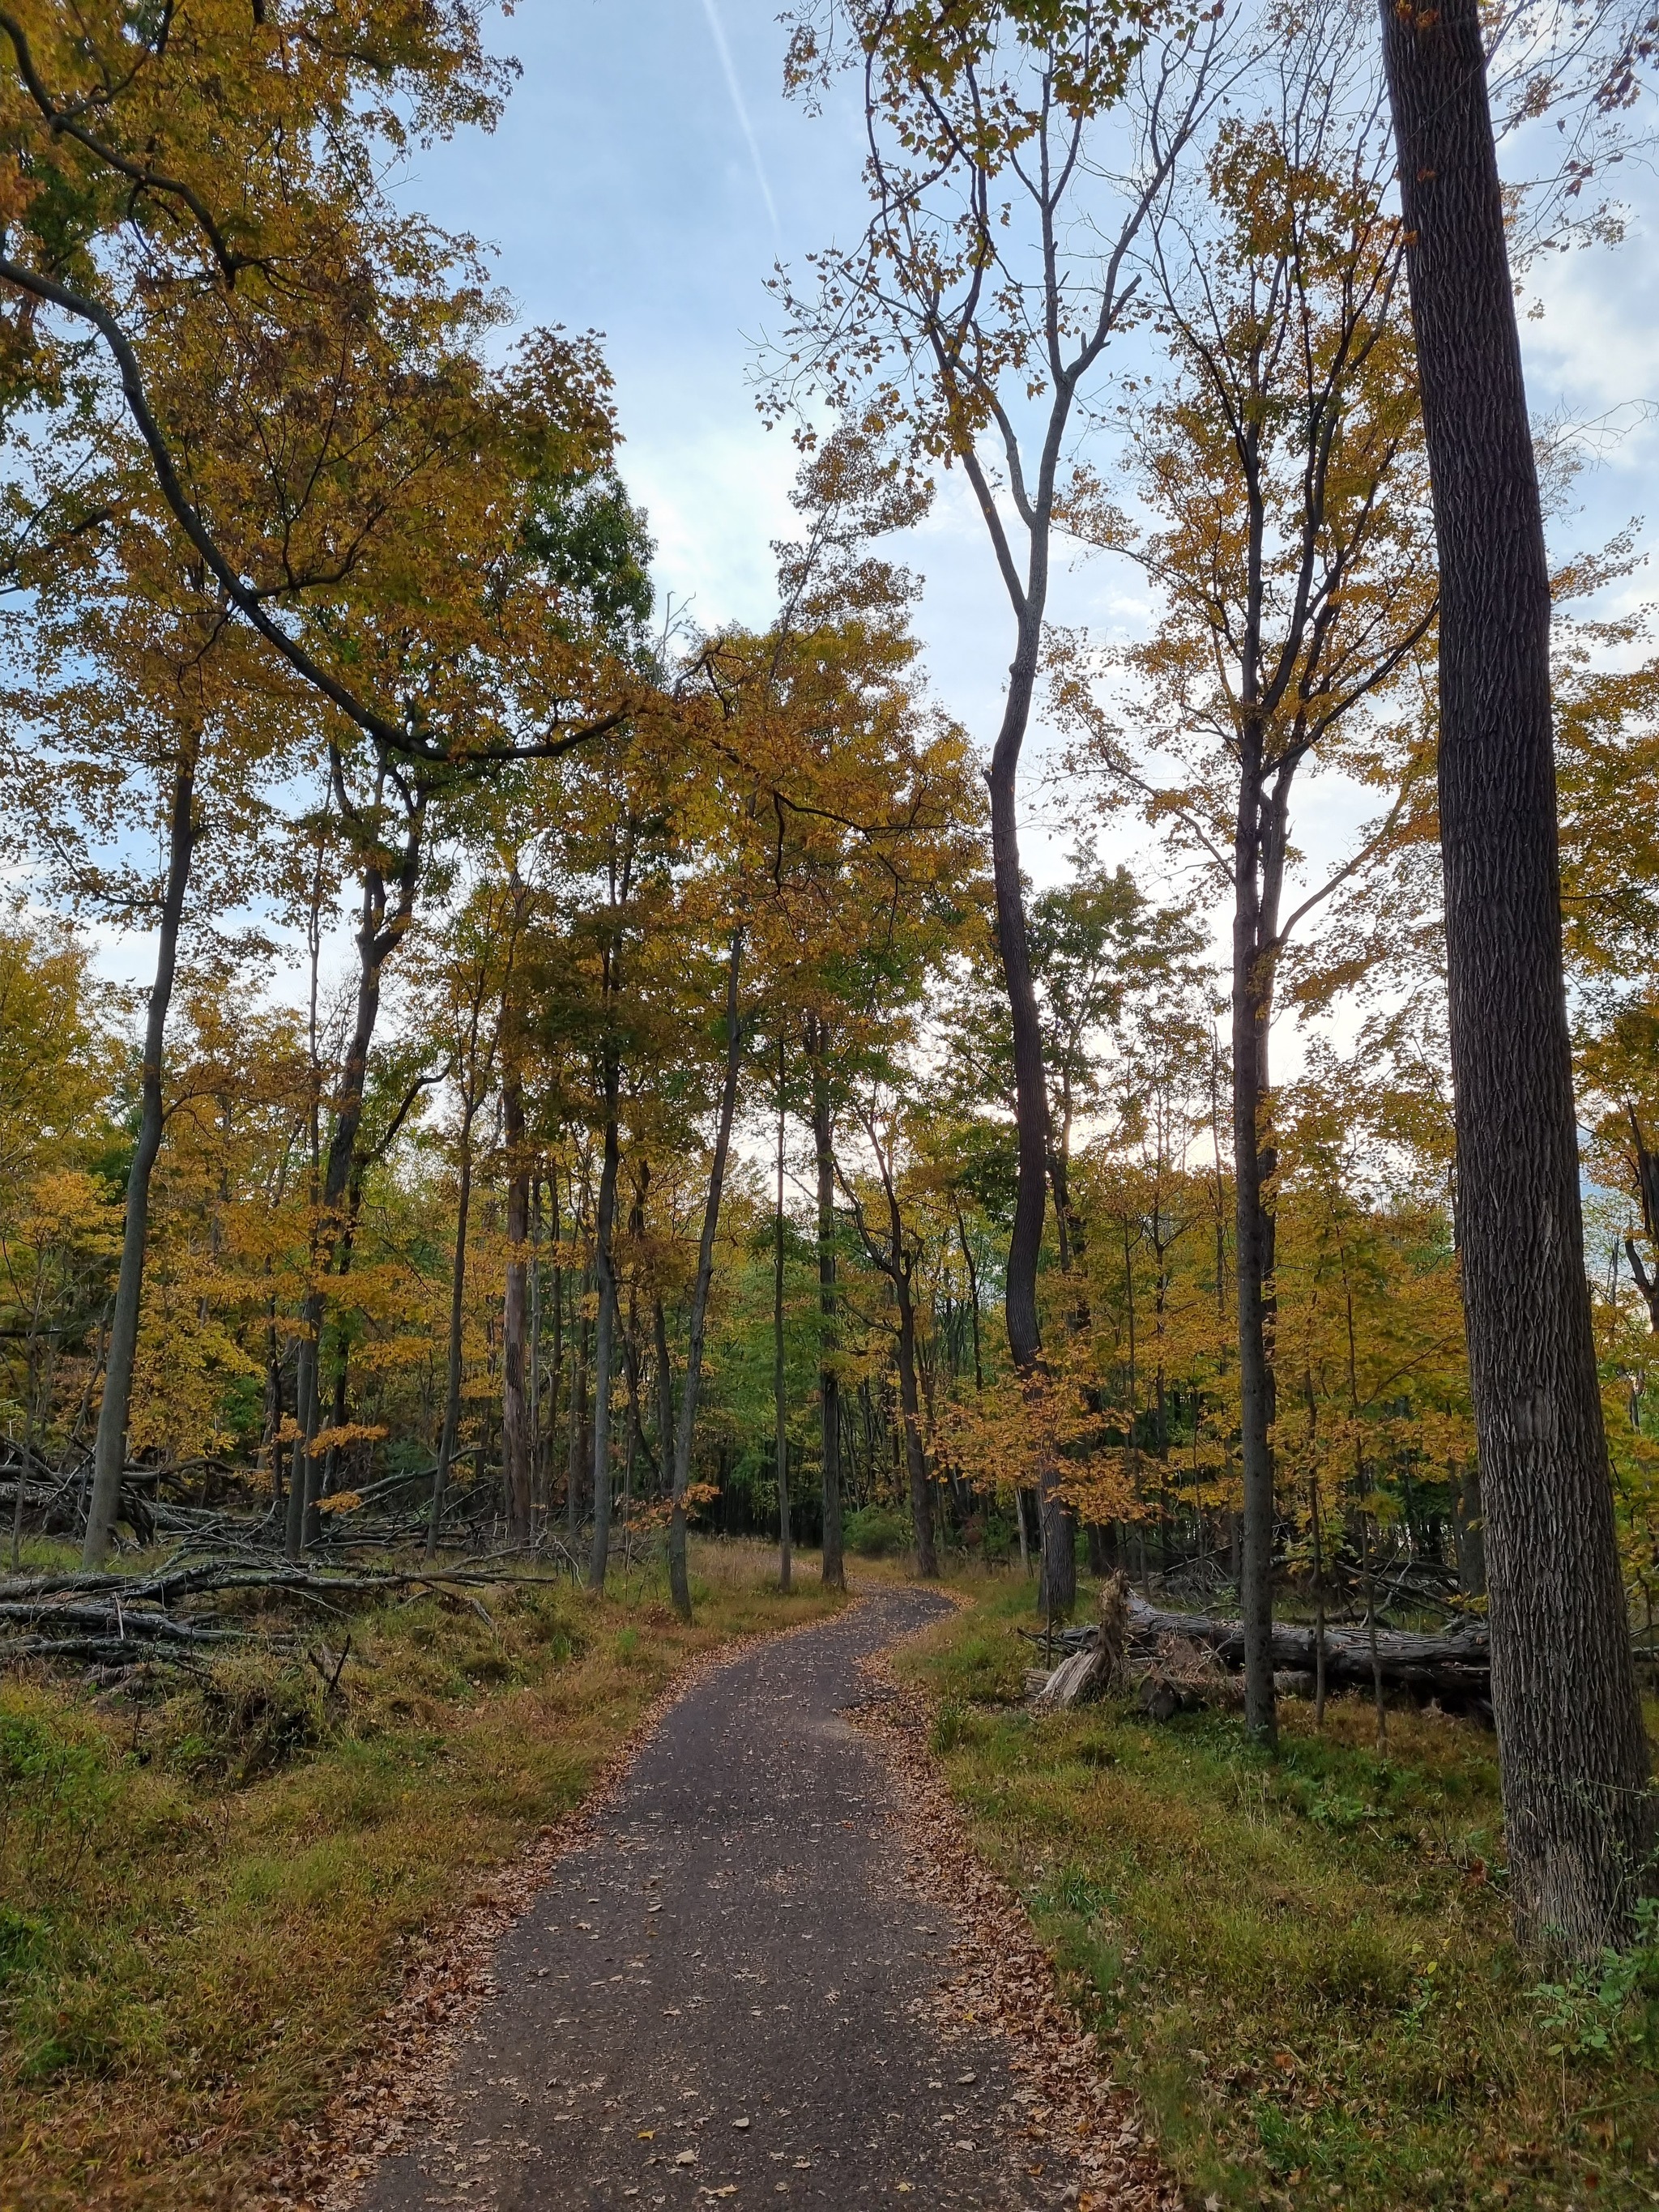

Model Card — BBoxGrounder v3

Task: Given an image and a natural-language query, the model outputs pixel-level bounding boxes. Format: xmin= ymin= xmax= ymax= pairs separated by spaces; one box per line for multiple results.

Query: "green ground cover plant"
xmin=0 ymin=1538 xmax=842 ymax=2212
xmin=902 ymin=1575 xmax=1659 ymax=2212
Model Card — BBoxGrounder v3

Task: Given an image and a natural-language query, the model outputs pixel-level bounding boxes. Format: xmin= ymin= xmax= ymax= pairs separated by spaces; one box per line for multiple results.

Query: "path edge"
xmin=851 ymin=1620 xmax=1189 ymax=2212
xmin=260 ymin=1588 xmax=869 ymax=2212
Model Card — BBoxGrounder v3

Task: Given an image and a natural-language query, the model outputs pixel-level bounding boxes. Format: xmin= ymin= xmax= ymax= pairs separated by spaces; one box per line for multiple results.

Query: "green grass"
xmin=901 ymin=1575 xmax=1659 ymax=2212
xmin=0 ymin=1536 xmax=844 ymax=2211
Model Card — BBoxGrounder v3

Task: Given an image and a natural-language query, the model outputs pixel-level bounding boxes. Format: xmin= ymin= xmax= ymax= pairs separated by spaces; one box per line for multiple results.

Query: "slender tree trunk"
xmin=654 ymin=1298 xmax=674 ymax=1498
xmin=427 ymin=1103 xmax=476 ymax=1559
xmin=286 ymin=780 xmax=425 ymax=1560
xmin=83 ymin=736 xmax=198 ymax=1565
xmin=565 ymin=1286 xmax=590 ymax=1542
xmin=1311 ymin=1471 xmax=1327 ymax=1732
xmin=774 ymin=1040 xmax=792 ymax=1592
xmin=894 ymin=1278 xmax=936 ymax=1575
xmin=588 ymin=1072 xmax=621 ymax=1588
xmin=1232 ymin=758 xmax=1279 ymax=1745
xmin=502 ymin=1072 xmax=532 ymax=1545
xmin=668 ymin=932 xmax=745 ymax=1619
xmin=988 ymin=664 xmax=1074 ymax=1619
xmin=808 ymin=1040 xmax=844 ymax=1589
xmin=1382 ymin=0 xmax=1654 ymax=1954
xmin=1452 ymin=1458 xmax=1487 ymax=1598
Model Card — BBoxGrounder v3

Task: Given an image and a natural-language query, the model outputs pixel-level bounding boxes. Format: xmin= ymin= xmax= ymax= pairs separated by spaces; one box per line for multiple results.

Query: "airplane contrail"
xmin=697 ymin=0 xmax=781 ymax=240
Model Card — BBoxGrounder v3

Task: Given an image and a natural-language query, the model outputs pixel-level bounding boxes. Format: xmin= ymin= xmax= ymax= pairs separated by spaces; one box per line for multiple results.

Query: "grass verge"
xmin=898 ymin=1572 xmax=1659 ymax=2212
xmin=0 ymin=1536 xmax=842 ymax=2211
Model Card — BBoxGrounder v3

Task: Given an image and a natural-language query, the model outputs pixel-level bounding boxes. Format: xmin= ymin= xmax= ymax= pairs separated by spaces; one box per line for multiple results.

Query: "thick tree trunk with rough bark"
xmin=84 ymin=739 xmax=198 ymax=1566
xmin=1382 ymin=0 xmax=1655 ymax=1954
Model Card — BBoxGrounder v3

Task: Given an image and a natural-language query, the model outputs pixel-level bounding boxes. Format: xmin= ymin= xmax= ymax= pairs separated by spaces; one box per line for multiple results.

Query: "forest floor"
xmin=6 ymin=1547 xmax=1658 ymax=2212
xmin=0 ymin=1537 xmax=852 ymax=2211
xmin=901 ymin=1574 xmax=1659 ymax=2212
xmin=342 ymin=1581 xmax=1167 ymax=2212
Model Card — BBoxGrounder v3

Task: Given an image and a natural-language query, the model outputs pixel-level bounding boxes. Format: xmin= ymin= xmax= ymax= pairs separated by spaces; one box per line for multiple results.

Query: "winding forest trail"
xmin=354 ymin=1588 xmax=1085 ymax=2210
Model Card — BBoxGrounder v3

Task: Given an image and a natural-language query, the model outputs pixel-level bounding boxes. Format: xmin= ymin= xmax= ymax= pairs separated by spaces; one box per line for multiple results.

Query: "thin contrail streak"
xmin=697 ymin=0 xmax=781 ymax=240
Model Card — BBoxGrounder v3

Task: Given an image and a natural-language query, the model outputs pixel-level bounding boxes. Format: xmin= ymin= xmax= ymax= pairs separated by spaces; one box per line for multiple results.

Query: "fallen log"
xmin=1125 ymin=1595 xmax=1490 ymax=1709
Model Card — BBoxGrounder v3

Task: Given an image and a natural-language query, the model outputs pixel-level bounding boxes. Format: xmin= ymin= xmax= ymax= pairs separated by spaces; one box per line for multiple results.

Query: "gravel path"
xmin=356 ymin=1588 xmax=1083 ymax=2211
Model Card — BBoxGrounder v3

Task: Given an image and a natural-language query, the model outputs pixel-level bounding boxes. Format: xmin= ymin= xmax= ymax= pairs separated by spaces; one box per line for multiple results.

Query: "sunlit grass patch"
xmin=902 ymin=1575 xmax=1659 ymax=2211
xmin=0 ymin=1536 xmax=846 ymax=2211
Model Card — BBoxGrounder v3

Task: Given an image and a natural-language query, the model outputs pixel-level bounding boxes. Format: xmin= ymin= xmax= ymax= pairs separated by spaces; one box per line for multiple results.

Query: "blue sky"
xmin=399 ymin=0 xmax=1659 ymax=914
xmin=68 ymin=2 xmax=1653 ymax=1008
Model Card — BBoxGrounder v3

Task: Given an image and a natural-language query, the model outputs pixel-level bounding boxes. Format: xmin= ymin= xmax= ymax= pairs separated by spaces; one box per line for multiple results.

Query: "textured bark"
xmin=501 ymin=1071 xmax=532 ymax=1546
xmin=84 ymin=737 xmax=198 ymax=1565
xmin=1382 ymin=0 xmax=1655 ymax=1954
xmin=808 ymin=1036 xmax=845 ymax=1591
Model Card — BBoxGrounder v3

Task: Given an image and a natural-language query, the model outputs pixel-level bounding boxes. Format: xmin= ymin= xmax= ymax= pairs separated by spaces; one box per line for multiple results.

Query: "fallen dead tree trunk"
xmin=1025 ymin=1594 xmax=1491 ymax=1713
xmin=0 ymin=1555 xmax=550 ymax=1672
xmin=1124 ymin=1595 xmax=1490 ymax=1708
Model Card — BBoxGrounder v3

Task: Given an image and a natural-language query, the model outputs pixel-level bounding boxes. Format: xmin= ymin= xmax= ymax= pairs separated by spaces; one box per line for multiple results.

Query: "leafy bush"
xmin=843 ymin=1504 xmax=909 ymax=1558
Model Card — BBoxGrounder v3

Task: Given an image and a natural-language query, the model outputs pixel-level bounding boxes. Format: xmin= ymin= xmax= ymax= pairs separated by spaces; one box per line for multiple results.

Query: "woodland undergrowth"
xmin=902 ymin=1575 xmax=1659 ymax=2212
xmin=0 ymin=1536 xmax=842 ymax=2212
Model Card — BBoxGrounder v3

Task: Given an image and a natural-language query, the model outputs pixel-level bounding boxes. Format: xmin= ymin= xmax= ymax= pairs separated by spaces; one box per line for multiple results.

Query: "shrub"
xmin=843 ymin=1504 xmax=909 ymax=1558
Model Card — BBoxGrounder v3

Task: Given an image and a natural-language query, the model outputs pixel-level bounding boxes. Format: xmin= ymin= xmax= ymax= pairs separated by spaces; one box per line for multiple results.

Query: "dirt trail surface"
xmin=353 ymin=1588 xmax=1088 ymax=2211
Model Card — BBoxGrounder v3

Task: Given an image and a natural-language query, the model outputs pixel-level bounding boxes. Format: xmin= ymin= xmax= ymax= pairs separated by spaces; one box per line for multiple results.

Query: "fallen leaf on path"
xmin=674 ymin=2148 xmax=697 ymax=2165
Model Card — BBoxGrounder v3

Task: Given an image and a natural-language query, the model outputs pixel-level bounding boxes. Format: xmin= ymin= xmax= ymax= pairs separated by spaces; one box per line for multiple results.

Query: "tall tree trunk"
xmin=1232 ymin=757 xmax=1280 ymax=1745
xmin=774 ymin=1039 xmax=792 ymax=1593
xmin=588 ymin=1069 xmax=621 ymax=1588
xmin=426 ymin=1102 xmax=476 ymax=1559
xmin=286 ymin=777 xmax=425 ymax=1560
xmin=894 ymin=1275 xmax=936 ymax=1575
xmin=988 ymin=652 xmax=1074 ymax=1620
xmin=667 ymin=931 xmax=746 ymax=1619
xmin=83 ymin=735 xmax=198 ymax=1565
xmin=565 ymin=1289 xmax=589 ymax=1542
xmin=654 ymin=1297 xmax=674 ymax=1500
xmin=808 ymin=1037 xmax=844 ymax=1589
xmin=1382 ymin=0 xmax=1655 ymax=1956
xmin=1452 ymin=1458 xmax=1486 ymax=1599
xmin=502 ymin=1070 xmax=532 ymax=1545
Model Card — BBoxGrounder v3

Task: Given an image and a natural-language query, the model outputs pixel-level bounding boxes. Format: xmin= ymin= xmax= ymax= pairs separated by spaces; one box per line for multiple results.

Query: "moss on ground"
xmin=902 ymin=1572 xmax=1659 ymax=2212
